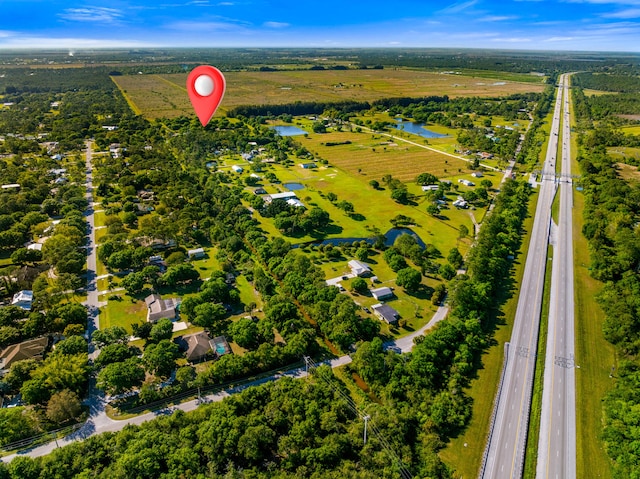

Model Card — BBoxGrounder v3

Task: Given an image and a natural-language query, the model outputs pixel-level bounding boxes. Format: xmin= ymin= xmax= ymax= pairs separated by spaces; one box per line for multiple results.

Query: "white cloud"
xmin=0 ymin=36 xmax=154 ymax=49
xmin=58 ymin=6 xmax=123 ymax=23
xmin=478 ymin=15 xmax=519 ymax=22
xmin=565 ymin=0 xmax=640 ymax=4
xmin=217 ymin=1 xmax=234 ymax=4
xmin=263 ymin=21 xmax=290 ymax=28
xmin=167 ymin=20 xmax=249 ymax=31
xmin=603 ymin=7 xmax=640 ymax=17
xmin=543 ymin=36 xmax=577 ymax=41
xmin=437 ymin=0 xmax=478 ymax=14
xmin=490 ymin=36 xmax=532 ymax=42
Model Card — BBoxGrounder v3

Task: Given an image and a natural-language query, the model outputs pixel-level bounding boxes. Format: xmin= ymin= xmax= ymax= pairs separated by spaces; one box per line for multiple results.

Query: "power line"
xmin=304 ymin=357 xmax=413 ymax=479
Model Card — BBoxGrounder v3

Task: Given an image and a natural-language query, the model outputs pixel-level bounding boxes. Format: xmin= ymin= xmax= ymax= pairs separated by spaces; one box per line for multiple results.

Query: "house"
xmin=1 ymin=184 xmax=20 ymax=190
xmin=458 ymin=179 xmax=475 ymax=187
xmin=370 ymin=287 xmax=394 ymax=301
xmin=453 ymin=197 xmax=469 ymax=209
xmin=286 ymin=198 xmax=305 ymax=208
xmin=12 ymin=290 xmax=33 ymax=310
xmin=299 ymin=162 xmax=317 ymax=169
xmin=254 ymin=187 xmax=267 ymax=195
xmin=231 ymin=165 xmax=243 ymax=173
xmin=0 ymin=336 xmax=49 ymax=372
xmin=265 ymin=191 xmax=298 ymax=203
xmin=27 ymin=242 xmax=43 ymax=251
xmin=421 ymin=184 xmax=440 ymax=191
xmin=188 ymin=248 xmax=205 ymax=260
xmin=109 ymin=143 xmax=122 ymax=158
xmin=372 ymin=304 xmax=399 ymax=325
xmin=175 ymin=331 xmax=212 ymax=362
xmin=145 ymin=293 xmax=178 ymax=323
xmin=479 ymin=152 xmax=494 ymax=159
xmin=471 ymin=172 xmax=484 ymax=178
xmin=370 ymin=276 xmax=379 ymax=284
xmin=348 ymin=260 xmax=372 ymax=277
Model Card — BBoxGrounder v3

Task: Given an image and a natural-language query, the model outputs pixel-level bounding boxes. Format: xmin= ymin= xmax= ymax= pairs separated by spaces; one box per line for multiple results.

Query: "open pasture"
xmin=298 ymin=130 xmax=469 ymax=182
xmin=112 ymin=69 xmax=545 ymax=120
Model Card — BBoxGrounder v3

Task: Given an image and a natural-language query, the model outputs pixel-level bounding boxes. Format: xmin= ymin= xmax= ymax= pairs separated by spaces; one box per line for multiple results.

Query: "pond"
xmin=393 ymin=119 xmax=448 ymax=139
xmin=272 ymin=125 xmax=307 ymax=137
xmin=298 ymin=227 xmax=427 ymax=249
xmin=284 ymin=182 xmax=305 ymax=190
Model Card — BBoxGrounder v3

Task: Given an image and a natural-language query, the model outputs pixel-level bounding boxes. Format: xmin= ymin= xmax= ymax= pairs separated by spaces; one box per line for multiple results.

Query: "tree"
xmin=121 ymin=271 xmax=146 ymax=296
xmin=432 ymin=283 xmax=447 ymax=305
xmin=46 ymin=389 xmax=82 ymax=424
xmin=192 ymin=302 xmax=227 ymax=329
xmin=96 ymin=358 xmax=145 ymax=395
xmin=447 ymin=248 xmax=464 ymax=269
xmin=396 ymin=267 xmax=422 ymax=292
xmin=427 ymin=203 xmax=440 ymax=216
xmin=326 ymin=192 xmax=338 ymax=203
xmin=391 ymin=188 xmax=409 ymax=204
xmin=94 ymin=343 xmax=139 ymax=369
xmin=336 ymin=200 xmax=354 ymax=215
xmin=228 ymin=317 xmax=260 ymax=349
xmin=355 ymin=247 xmax=369 ymax=262
xmin=63 ymin=323 xmax=85 ymax=337
xmin=132 ymin=321 xmax=153 ymax=340
xmin=10 ymin=248 xmax=42 ymax=265
xmin=91 ymin=326 xmax=128 ymax=348
xmin=53 ymin=335 xmax=87 ymax=356
xmin=459 ymin=224 xmax=469 ymax=239
xmin=351 ymin=277 xmax=368 ymax=294
xmin=149 ymin=317 xmax=174 ymax=343
xmin=416 ymin=172 xmax=439 ymax=185
xmin=480 ymin=179 xmax=493 ymax=189
xmin=143 ymin=340 xmax=179 ymax=377
xmin=439 ymin=263 xmax=457 ymax=280
xmin=369 ymin=179 xmax=380 ymax=189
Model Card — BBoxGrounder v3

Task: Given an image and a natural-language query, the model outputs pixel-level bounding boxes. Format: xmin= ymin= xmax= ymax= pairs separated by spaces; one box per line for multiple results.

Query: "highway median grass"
xmin=522 ymin=245 xmax=552 ymax=478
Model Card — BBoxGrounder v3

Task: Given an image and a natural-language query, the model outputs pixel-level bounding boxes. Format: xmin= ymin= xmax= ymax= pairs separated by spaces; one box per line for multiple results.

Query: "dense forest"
xmin=573 ymin=83 xmax=640 ymax=478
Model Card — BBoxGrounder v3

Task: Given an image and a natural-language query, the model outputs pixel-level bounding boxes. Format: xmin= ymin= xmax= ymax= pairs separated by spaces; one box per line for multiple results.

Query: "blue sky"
xmin=2 ymin=0 xmax=640 ymax=51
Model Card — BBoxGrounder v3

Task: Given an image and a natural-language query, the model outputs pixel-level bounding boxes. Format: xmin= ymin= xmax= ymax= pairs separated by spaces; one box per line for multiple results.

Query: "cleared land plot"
xmin=112 ymin=69 xmax=545 ymax=120
xmin=298 ymin=130 xmax=469 ymax=182
xmin=614 ymin=161 xmax=640 ymax=182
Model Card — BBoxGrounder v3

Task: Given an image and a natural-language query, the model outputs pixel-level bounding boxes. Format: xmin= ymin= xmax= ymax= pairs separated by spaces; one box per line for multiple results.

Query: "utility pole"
xmin=363 ymin=415 xmax=370 ymax=445
xmin=303 ymin=356 xmax=310 ymax=377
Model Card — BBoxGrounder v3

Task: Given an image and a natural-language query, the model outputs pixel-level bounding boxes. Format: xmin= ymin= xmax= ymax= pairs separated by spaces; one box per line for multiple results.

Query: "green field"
xmin=111 ymin=69 xmax=545 ymax=120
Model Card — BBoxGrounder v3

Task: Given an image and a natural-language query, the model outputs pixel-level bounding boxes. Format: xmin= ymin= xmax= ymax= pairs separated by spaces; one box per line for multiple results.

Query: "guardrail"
xmin=478 ymin=342 xmax=510 ymax=479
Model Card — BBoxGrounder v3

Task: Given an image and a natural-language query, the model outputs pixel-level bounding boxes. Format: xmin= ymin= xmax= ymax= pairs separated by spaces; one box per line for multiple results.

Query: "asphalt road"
xmin=536 ymin=77 xmax=576 ymax=479
xmin=481 ymin=77 xmax=565 ymax=479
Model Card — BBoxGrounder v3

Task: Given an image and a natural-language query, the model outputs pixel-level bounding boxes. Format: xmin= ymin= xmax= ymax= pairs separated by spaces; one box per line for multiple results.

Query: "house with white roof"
xmin=12 ymin=290 xmax=33 ymax=310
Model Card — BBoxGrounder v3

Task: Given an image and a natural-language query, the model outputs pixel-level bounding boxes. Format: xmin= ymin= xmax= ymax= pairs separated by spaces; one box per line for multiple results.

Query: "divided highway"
xmin=536 ymin=77 xmax=576 ymax=478
xmin=481 ymin=76 xmax=566 ymax=479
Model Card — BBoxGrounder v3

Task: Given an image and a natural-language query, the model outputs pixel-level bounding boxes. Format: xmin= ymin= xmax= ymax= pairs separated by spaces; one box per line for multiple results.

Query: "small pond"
xmin=272 ymin=125 xmax=307 ymax=136
xmin=284 ymin=182 xmax=305 ymax=190
xmin=393 ymin=119 xmax=448 ymax=139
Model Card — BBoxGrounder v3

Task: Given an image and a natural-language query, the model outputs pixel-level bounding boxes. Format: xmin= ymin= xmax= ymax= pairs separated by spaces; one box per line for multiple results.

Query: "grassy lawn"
xmin=112 ymin=69 xmax=545 ymax=120
xmin=189 ymin=249 xmax=221 ymax=279
xmin=100 ymin=293 xmax=147 ymax=334
xmin=440 ymin=187 xmax=538 ymax=478
xmin=244 ymin=151 xmax=477 ymax=259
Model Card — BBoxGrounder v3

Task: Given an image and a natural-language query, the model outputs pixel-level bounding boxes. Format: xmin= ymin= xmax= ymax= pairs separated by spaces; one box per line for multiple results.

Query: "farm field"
xmin=111 ymin=69 xmax=546 ymax=120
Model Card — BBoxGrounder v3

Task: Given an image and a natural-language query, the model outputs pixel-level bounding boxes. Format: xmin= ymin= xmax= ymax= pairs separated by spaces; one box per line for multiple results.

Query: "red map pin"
xmin=187 ymin=65 xmax=226 ymax=126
